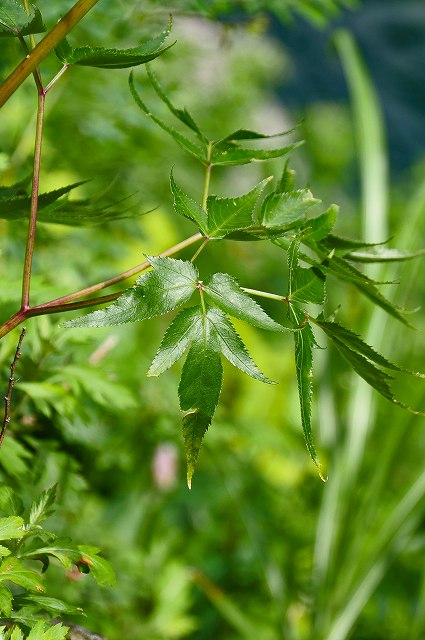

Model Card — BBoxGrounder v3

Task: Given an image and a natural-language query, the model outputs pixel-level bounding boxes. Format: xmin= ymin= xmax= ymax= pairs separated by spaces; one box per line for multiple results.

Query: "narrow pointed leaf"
xmin=147 ymin=65 xmax=208 ymax=142
xmin=206 ymin=178 xmax=271 ymax=239
xmin=170 ymin=172 xmax=208 ymax=233
xmin=204 ymin=272 xmax=284 ymax=331
xmin=211 ymin=142 xmax=300 ymax=166
xmin=304 ymin=205 xmax=338 ymax=242
xmin=178 ymin=316 xmax=222 ymax=487
xmin=206 ymin=307 xmax=274 ymax=383
xmin=65 ymin=257 xmax=197 ymax=328
xmin=29 ymin=486 xmax=56 ymax=528
xmin=0 ymin=1 xmax=45 ymax=37
xmin=215 ymin=126 xmax=297 ymax=145
xmin=346 ymin=247 xmax=425 ymax=263
xmin=147 ymin=306 xmax=203 ymax=377
xmin=55 ymin=20 xmax=173 ymax=68
xmin=290 ymin=306 xmax=323 ymax=478
xmin=129 ymin=72 xmax=206 ymax=162
xmin=320 ymin=233 xmax=389 ymax=254
xmin=0 ymin=181 xmax=88 ymax=220
xmin=259 ymin=189 xmax=320 ymax=231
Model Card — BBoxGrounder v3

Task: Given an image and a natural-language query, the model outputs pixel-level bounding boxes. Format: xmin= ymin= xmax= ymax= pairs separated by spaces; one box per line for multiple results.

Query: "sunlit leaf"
xmin=0 ymin=516 xmax=24 ymax=541
xmin=259 ymin=189 xmax=320 ymax=231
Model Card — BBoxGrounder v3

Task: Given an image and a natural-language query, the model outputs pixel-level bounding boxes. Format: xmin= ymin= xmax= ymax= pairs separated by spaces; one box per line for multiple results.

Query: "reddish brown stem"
xmin=1 ymin=328 xmax=27 ymax=449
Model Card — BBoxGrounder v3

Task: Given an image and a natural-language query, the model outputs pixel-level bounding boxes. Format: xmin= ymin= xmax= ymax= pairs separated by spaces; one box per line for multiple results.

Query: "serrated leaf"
xmin=178 ymin=316 xmax=222 ymax=487
xmin=314 ymin=319 xmax=420 ymax=374
xmin=129 ymin=72 xmax=206 ymax=162
xmin=215 ymin=126 xmax=297 ymax=145
xmin=0 ymin=557 xmax=44 ymax=592
xmin=0 ymin=181 xmax=88 ymax=221
xmin=0 ymin=487 xmax=24 ymax=516
xmin=55 ymin=19 xmax=173 ymax=68
xmin=288 ymin=239 xmax=326 ymax=305
xmin=320 ymin=233 xmax=388 ymax=254
xmin=170 ymin=172 xmax=208 ymax=233
xmin=147 ymin=307 xmax=203 ymax=377
xmin=18 ymin=595 xmax=83 ymax=617
xmin=27 ymin=621 xmax=69 ymax=640
xmin=206 ymin=307 xmax=274 ymax=383
xmin=211 ymin=142 xmax=300 ymax=166
xmin=64 ymin=256 xmax=198 ymax=328
xmin=206 ymin=178 xmax=271 ymax=239
xmin=147 ymin=65 xmax=208 ymax=143
xmin=203 ymin=272 xmax=284 ymax=331
xmin=346 ymin=247 xmax=425 ymax=263
xmin=304 ymin=205 xmax=338 ymax=242
xmin=0 ymin=516 xmax=24 ymax=541
xmin=77 ymin=546 xmax=115 ymax=587
xmin=259 ymin=189 xmax=320 ymax=231
xmin=289 ymin=306 xmax=323 ymax=478
xmin=0 ymin=1 xmax=45 ymax=38
xmin=0 ymin=583 xmax=12 ymax=616
xmin=29 ymin=486 xmax=56 ymax=528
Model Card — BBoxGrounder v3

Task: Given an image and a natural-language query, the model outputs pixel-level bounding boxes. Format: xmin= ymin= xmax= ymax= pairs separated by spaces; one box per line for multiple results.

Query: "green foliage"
xmin=0 ymin=1 xmax=45 ymax=39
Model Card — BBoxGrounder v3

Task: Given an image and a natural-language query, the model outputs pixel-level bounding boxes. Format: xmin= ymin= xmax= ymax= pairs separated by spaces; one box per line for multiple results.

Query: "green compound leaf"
xmin=129 ymin=72 xmax=206 ymax=162
xmin=147 ymin=65 xmax=208 ymax=143
xmin=55 ymin=19 xmax=173 ymax=68
xmin=64 ymin=257 xmax=198 ymax=328
xmin=203 ymin=272 xmax=284 ymax=331
xmin=206 ymin=307 xmax=274 ymax=383
xmin=170 ymin=172 xmax=208 ymax=233
xmin=179 ymin=325 xmax=223 ymax=488
xmin=206 ymin=178 xmax=271 ymax=239
xmin=290 ymin=306 xmax=324 ymax=479
xmin=0 ymin=583 xmax=12 ymax=616
xmin=147 ymin=307 xmax=203 ymax=377
xmin=258 ymin=189 xmax=320 ymax=231
xmin=0 ymin=516 xmax=24 ymax=541
xmin=0 ymin=557 xmax=44 ymax=592
xmin=211 ymin=141 xmax=301 ymax=166
xmin=0 ymin=0 xmax=45 ymax=38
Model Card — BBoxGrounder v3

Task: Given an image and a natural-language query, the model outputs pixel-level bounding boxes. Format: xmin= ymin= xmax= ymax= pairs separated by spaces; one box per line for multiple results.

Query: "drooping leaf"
xmin=0 ymin=583 xmax=12 ymax=616
xmin=147 ymin=65 xmax=208 ymax=143
xmin=206 ymin=178 xmax=271 ymax=239
xmin=0 ymin=557 xmax=44 ymax=592
xmin=147 ymin=306 xmax=203 ymax=377
xmin=129 ymin=72 xmax=206 ymax=162
xmin=28 ymin=486 xmax=56 ymax=528
xmin=0 ymin=0 xmax=45 ymax=38
xmin=211 ymin=142 xmax=300 ymax=166
xmin=77 ymin=545 xmax=115 ymax=587
xmin=319 ymin=233 xmax=388 ymax=254
xmin=259 ymin=189 xmax=320 ymax=231
xmin=206 ymin=307 xmax=274 ymax=383
xmin=55 ymin=19 xmax=173 ymax=68
xmin=203 ymin=272 xmax=284 ymax=331
xmin=64 ymin=256 xmax=198 ymax=328
xmin=170 ymin=172 xmax=208 ymax=233
xmin=178 ymin=312 xmax=222 ymax=487
xmin=0 ymin=516 xmax=24 ymax=541
xmin=22 ymin=539 xmax=82 ymax=570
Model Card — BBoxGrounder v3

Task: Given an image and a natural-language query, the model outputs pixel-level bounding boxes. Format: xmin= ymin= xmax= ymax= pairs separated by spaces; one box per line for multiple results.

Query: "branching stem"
xmin=242 ymin=287 xmax=289 ymax=304
xmin=1 ymin=328 xmax=26 ymax=450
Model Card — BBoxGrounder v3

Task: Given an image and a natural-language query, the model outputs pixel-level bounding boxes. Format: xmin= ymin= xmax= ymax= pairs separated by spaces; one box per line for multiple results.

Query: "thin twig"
xmin=1 ymin=328 xmax=27 ymax=449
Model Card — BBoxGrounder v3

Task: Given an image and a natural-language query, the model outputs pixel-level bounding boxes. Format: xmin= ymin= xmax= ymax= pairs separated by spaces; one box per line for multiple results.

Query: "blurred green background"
xmin=1 ymin=0 xmax=425 ymax=638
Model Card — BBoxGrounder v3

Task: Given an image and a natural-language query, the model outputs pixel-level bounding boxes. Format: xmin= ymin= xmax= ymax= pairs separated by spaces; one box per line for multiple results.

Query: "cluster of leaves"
xmin=0 ymin=485 xmax=114 ymax=639
xmin=63 ymin=64 xmax=425 ymax=484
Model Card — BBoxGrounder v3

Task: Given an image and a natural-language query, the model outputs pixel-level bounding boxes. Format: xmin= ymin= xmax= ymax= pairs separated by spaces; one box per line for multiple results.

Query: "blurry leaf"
xmin=0 ymin=516 xmax=24 ymax=541
xmin=0 ymin=487 xmax=24 ymax=516
xmin=55 ymin=19 xmax=173 ymax=68
xmin=0 ymin=582 xmax=12 ymax=616
xmin=304 ymin=205 xmax=338 ymax=242
xmin=64 ymin=256 xmax=197 ymax=327
xmin=9 ymin=627 xmax=24 ymax=640
xmin=346 ymin=247 xmax=425 ymax=263
xmin=147 ymin=65 xmax=208 ymax=142
xmin=178 ymin=313 xmax=222 ymax=487
xmin=147 ymin=306 xmax=202 ymax=377
xmin=0 ymin=176 xmax=31 ymax=198
xmin=0 ymin=546 xmax=11 ymax=558
xmin=170 ymin=172 xmax=208 ymax=233
xmin=0 ymin=181 xmax=88 ymax=220
xmin=259 ymin=189 xmax=319 ymax=231
xmin=207 ymin=307 xmax=274 ymax=383
xmin=129 ymin=72 xmax=206 ymax=162
xmin=203 ymin=272 xmax=284 ymax=331
xmin=211 ymin=142 xmax=300 ymax=166
xmin=215 ymin=126 xmax=297 ymax=144
xmin=0 ymin=557 xmax=44 ymax=592
xmin=206 ymin=178 xmax=271 ymax=238
xmin=29 ymin=486 xmax=56 ymax=528
xmin=77 ymin=545 xmax=115 ymax=586
xmin=0 ymin=438 xmax=31 ymax=478
xmin=0 ymin=1 xmax=45 ymax=37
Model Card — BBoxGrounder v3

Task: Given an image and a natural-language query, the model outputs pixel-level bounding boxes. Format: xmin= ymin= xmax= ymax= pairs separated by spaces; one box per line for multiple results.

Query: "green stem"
xmin=0 ymin=0 xmax=101 ymax=108
xmin=202 ymin=143 xmax=212 ymax=210
xmin=191 ymin=237 xmax=209 ymax=262
xmin=21 ymin=88 xmax=45 ymax=309
xmin=242 ymin=287 xmax=289 ymax=304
